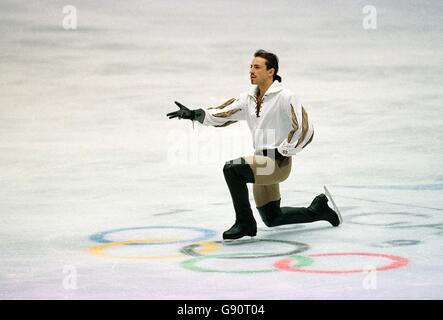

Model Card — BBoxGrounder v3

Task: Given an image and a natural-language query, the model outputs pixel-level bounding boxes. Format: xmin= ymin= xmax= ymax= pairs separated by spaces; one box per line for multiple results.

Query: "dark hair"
xmin=254 ymin=49 xmax=282 ymax=82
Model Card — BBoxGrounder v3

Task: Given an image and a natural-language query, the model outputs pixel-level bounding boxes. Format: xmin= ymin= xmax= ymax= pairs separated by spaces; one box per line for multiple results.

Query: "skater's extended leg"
xmin=257 ymin=194 xmax=341 ymax=227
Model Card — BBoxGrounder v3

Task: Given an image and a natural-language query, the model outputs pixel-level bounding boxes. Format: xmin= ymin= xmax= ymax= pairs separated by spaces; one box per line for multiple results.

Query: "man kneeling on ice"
xmin=167 ymin=49 xmax=342 ymax=240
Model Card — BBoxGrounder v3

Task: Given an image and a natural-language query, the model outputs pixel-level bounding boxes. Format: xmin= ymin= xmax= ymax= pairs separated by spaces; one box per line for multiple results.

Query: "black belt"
xmin=255 ymin=148 xmax=287 ymax=161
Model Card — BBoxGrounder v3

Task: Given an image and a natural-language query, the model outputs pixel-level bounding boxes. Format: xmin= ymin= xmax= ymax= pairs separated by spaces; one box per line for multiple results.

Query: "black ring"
xmin=347 ymin=212 xmax=430 ymax=226
xmin=180 ymin=238 xmax=309 ymax=259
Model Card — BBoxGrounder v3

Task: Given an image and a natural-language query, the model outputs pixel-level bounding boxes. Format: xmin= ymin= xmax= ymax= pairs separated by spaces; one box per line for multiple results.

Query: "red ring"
xmin=274 ymin=252 xmax=408 ymax=274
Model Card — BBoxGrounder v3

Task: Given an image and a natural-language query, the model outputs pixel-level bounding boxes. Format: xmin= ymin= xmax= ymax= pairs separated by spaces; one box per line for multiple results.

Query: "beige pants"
xmin=243 ymin=155 xmax=292 ymax=208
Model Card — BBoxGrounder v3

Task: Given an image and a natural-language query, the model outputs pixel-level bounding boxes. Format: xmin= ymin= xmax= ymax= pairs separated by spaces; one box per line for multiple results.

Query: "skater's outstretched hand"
xmin=167 ymin=101 xmax=196 ymax=120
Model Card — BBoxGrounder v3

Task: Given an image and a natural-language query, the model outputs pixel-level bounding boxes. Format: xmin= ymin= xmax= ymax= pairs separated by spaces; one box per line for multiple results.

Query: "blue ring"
xmin=89 ymin=226 xmax=217 ymax=245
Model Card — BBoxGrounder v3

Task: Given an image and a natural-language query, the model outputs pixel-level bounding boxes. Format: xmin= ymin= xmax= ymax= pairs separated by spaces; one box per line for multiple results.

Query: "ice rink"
xmin=1 ymin=0 xmax=442 ymax=299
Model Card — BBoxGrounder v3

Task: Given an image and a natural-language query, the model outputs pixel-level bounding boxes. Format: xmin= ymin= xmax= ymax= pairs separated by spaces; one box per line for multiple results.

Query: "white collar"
xmin=248 ymin=80 xmax=284 ymax=98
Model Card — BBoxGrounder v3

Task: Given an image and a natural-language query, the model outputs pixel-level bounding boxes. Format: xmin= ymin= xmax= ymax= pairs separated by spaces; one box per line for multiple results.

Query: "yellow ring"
xmin=88 ymin=239 xmax=220 ymax=260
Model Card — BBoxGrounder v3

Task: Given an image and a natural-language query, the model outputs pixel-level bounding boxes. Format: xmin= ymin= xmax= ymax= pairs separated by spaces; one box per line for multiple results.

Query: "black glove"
xmin=167 ymin=101 xmax=196 ymax=120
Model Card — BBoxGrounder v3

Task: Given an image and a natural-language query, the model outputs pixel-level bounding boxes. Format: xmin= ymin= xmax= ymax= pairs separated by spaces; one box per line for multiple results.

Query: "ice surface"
xmin=0 ymin=0 xmax=442 ymax=299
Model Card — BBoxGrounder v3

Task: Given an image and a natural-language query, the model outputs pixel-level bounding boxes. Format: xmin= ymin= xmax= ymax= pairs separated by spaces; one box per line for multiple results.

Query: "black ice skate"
xmin=222 ymin=222 xmax=257 ymax=240
xmin=309 ymin=193 xmax=342 ymax=227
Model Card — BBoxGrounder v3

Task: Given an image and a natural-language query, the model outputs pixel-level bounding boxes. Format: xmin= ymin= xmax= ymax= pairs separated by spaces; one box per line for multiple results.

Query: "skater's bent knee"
xmin=223 ymin=162 xmax=234 ymax=175
xmin=257 ymin=202 xmax=281 ymax=227
xmin=223 ymin=158 xmax=255 ymax=183
xmin=223 ymin=158 xmax=246 ymax=174
xmin=261 ymin=218 xmax=277 ymax=227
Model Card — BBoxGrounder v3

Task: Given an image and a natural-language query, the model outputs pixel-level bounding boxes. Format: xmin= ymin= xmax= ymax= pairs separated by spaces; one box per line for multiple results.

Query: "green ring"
xmin=181 ymin=253 xmax=314 ymax=274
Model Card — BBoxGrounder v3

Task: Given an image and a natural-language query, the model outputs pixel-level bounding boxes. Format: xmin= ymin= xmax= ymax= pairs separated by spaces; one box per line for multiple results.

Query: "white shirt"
xmin=198 ymin=80 xmax=314 ymax=157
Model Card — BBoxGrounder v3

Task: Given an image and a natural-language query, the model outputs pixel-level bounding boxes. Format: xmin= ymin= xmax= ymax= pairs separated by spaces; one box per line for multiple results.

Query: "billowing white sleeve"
xmin=277 ymin=96 xmax=314 ymax=156
xmin=196 ymin=96 xmax=247 ymax=127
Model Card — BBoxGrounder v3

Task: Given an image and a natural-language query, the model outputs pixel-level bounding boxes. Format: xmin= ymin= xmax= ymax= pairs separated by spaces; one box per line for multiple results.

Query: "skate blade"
xmin=323 ymin=185 xmax=343 ymax=225
xmin=221 ymin=236 xmax=258 ymax=244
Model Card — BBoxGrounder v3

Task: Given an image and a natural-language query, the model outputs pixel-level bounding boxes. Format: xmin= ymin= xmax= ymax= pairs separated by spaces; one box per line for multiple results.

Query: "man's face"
xmin=250 ymin=57 xmax=274 ymax=85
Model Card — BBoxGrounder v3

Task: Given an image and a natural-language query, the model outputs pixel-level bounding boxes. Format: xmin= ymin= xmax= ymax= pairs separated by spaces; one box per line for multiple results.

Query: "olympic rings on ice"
xmin=87 ymin=225 xmax=409 ymax=274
